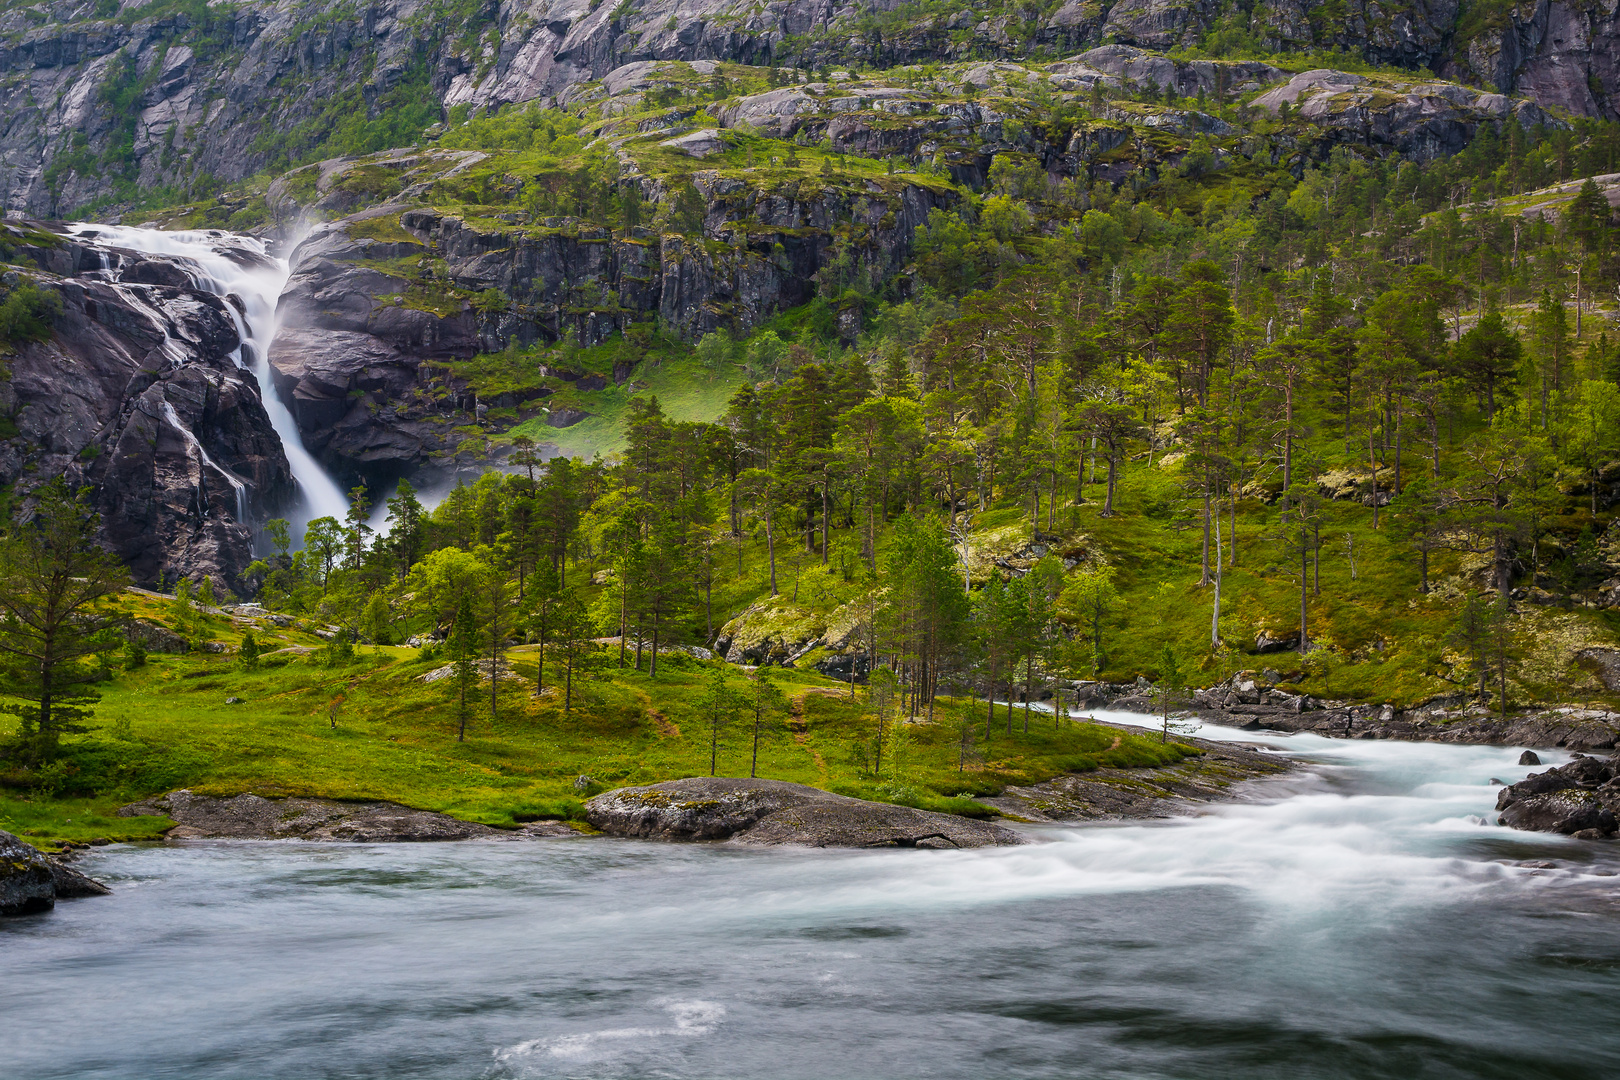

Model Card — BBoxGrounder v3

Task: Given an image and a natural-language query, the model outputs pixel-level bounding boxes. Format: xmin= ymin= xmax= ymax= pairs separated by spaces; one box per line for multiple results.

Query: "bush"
xmin=0 ymin=283 xmax=63 ymax=345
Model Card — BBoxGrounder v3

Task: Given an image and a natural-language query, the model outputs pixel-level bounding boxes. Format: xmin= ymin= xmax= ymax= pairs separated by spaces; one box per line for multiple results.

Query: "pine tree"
xmin=0 ymin=480 xmax=129 ymax=764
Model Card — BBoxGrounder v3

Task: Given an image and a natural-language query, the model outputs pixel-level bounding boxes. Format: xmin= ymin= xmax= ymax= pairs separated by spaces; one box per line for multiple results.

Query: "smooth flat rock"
xmin=0 ymin=829 xmax=56 ymax=916
xmin=117 ymin=789 xmax=568 ymax=842
xmin=585 ymin=777 xmax=1024 ymax=848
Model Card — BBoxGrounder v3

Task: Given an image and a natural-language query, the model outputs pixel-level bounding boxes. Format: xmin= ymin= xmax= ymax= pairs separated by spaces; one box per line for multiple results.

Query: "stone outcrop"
xmin=117 ymin=788 xmax=576 ymax=840
xmin=264 ymin=162 xmax=950 ymax=482
xmin=1495 ymin=755 xmax=1620 ymax=838
xmin=0 ymin=224 xmax=293 ymax=588
xmin=585 ymin=776 xmax=1025 ymax=847
xmin=1252 ymin=68 xmax=1555 ymax=159
xmin=3 ymin=0 xmax=1616 ymax=216
xmin=0 ymin=829 xmax=108 ymax=916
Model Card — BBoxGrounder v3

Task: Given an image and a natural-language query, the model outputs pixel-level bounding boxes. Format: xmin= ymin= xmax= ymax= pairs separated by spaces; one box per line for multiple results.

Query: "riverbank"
xmin=1088 ymin=675 xmax=1620 ymax=751
xmin=7 ymin=735 xmax=1618 ymax=1080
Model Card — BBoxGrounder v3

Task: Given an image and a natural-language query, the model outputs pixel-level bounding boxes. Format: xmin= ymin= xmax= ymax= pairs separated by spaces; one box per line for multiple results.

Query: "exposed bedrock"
xmin=1 ymin=225 xmax=293 ymax=588
xmin=585 ymin=776 xmax=1026 ymax=848
xmin=3 ymin=0 xmax=1617 ymax=215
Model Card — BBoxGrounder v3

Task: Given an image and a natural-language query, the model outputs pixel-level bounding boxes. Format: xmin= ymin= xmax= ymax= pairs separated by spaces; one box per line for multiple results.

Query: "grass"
xmin=2 ymin=590 xmax=1197 ymax=850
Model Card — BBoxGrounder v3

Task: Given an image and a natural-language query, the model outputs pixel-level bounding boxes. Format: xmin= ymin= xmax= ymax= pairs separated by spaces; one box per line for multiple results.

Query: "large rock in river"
xmin=1 ymin=829 xmax=57 ymax=916
xmin=1495 ymin=754 xmax=1620 ymax=838
xmin=585 ymin=778 xmax=1024 ymax=849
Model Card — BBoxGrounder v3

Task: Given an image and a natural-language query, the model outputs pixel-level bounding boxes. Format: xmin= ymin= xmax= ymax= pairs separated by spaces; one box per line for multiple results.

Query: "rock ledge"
xmin=585 ymin=777 xmax=1024 ymax=848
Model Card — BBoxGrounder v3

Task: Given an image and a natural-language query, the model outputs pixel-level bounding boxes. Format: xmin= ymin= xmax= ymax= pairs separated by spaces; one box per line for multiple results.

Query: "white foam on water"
xmin=495 ymin=998 xmax=726 ymax=1074
xmin=555 ymin=713 xmax=1598 ymax=941
xmin=64 ymin=223 xmax=349 ymax=542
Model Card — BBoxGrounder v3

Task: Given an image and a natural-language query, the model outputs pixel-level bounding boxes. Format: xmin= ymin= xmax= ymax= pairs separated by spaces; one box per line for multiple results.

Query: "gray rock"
xmin=126 ymin=619 xmax=189 ymax=654
xmin=0 ymin=829 xmax=55 ymax=917
xmin=1519 ymin=750 xmax=1542 ymax=766
xmin=1574 ymin=648 xmax=1620 ymax=692
xmin=585 ymin=777 xmax=1024 ymax=848
xmin=660 ymin=128 xmax=727 ymax=158
xmin=1499 ymin=791 xmax=1618 ymax=836
xmin=117 ymin=789 xmax=549 ymax=842
xmin=48 ymin=859 xmax=110 ymax=898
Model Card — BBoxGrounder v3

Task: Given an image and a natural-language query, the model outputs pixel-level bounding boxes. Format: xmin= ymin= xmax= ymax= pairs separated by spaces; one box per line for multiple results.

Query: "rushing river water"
xmin=6 ymin=715 xmax=1620 ymax=1080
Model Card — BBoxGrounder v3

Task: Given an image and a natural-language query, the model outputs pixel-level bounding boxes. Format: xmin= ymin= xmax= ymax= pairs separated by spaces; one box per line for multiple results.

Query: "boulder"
xmin=1574 ymin=648 xmax=1620 ymax=692
xmin=0 ymin=829 xmax=56 ymax=916
xmin=660 ymin=129 xmax=727 ymax=158
xmin=1499 ymin=791 xmax=1618 ymax=836
xmin=585 ymin=777 xmax=1024 ymax=848
xmin=1495 ymin=755 xmax=1620 ymax=836
xmin=126 ymin=619 xmax=190 ymax=653
xmin=1254 ymin=630 xmax=1300 ymax=653
xmin=1519 ymin=750 xmax=1542 ymax=766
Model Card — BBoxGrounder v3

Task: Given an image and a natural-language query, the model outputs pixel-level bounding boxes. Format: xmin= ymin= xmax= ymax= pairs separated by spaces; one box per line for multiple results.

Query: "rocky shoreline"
xmin=1075 ymin=674 xmax=1620 ymax=752
xmin=980 ymin=725 xmax=1294 ymax=823
xmin=1 ymin=830 xmax=111 ymax=917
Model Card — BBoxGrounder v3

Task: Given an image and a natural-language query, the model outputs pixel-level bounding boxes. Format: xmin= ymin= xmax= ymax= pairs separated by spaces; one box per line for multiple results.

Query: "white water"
xmin=159 ymin=399 xmax=249 ymax=524
xmin=4 ymin=716 xmax=1619 ymax=1079
xmin=65 ymin=224 xmax=349 ymax=541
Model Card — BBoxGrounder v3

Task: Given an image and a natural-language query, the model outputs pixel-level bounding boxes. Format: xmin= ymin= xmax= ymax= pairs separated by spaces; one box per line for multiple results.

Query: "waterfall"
xmin=65 ymin=224 xmax=351 ymax=545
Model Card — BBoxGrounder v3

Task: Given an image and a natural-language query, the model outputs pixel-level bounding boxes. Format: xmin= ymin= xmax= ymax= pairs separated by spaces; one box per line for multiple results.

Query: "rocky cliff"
xmin=1 ymin=0 xmax=1615 ymax=216
xmin=0 ymin=221 xmax=293 ymax=588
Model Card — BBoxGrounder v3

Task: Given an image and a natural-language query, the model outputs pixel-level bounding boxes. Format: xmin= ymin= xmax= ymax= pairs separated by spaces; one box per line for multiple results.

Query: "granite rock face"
xmin=3 ymin=0 xmax=1618 ymax=215
xmin=585 ymin=777 xmax=1026 ymax=847
xmin=0 ymin=224 xmax=293 ymax=589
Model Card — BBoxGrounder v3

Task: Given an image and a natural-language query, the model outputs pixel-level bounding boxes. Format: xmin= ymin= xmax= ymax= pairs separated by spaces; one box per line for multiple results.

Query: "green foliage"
xmin=0 ymin=283 xmax=63 ymax=346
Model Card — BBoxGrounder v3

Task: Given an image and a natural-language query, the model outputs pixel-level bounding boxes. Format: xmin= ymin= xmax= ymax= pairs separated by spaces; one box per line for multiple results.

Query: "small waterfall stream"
xmin=65 ymin=224 xmax=350 ymax=541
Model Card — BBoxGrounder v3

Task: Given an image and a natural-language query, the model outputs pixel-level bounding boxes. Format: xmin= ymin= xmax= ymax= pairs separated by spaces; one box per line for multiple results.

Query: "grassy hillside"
xmin=0 ymin=589 xmax=1193 ymax=848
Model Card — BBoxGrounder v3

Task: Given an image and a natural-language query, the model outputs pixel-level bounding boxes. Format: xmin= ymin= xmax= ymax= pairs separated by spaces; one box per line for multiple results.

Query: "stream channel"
xmin=5 ymin=714 xmax=1620 ymax=1079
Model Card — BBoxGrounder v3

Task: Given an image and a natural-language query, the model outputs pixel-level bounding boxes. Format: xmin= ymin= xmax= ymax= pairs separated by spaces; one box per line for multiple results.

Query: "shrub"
xmin=0 ymin=283 xmax=63 ymax=345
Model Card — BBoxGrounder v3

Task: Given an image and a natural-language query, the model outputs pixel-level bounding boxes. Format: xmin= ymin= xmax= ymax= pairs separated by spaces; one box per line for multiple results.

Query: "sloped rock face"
xmin=1253 ymin=69 xmax=1555 ymax=160
xmin=265 ymin=170 xmax=949 ymax=482
xmin=586 ymin=777 xmax=1025 ymax=847
xmin=0 ymin=225 xmax=293 ymax=588
xmin=3 ymin=0 xmax=1618 ymax=215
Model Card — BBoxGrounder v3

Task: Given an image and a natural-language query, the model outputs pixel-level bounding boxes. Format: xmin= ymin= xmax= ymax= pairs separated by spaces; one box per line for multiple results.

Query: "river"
xmin=5 ymin=715 xmax=1620 ymax=1079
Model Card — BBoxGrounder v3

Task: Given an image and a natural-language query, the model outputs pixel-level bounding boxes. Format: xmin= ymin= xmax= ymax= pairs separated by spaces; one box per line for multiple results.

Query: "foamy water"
xmin=64 ymin=224 xmax=349 ymax=541
xmin=4 ymin=717 xmax=1618 ymax=1078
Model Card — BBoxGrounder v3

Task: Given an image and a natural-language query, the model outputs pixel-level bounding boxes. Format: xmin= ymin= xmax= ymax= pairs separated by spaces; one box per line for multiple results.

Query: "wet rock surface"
xmin=0 ymin=224 xmax=293 ymax=588
xmin=117 ymin=789 xmax=576 ymax=842
xmin=586 ymin=777 xmax=1025 ymax=848
xmin=0 ymin=829 xmax=57 ymax=916
xmin=1495 ymin=755 xmax=1620 ymax=838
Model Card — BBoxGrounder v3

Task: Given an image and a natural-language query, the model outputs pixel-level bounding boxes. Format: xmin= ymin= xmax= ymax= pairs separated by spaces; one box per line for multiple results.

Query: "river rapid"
xmin=5 ymin=714 xmax=1620 ymax=1080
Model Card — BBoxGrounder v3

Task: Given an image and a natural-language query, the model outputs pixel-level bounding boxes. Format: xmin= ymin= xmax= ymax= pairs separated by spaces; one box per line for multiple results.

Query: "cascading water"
xmin=4 ymin=720 xmax=1619 ymax=1079
xmin=65 ymin=224 xmax=350 ymax=541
